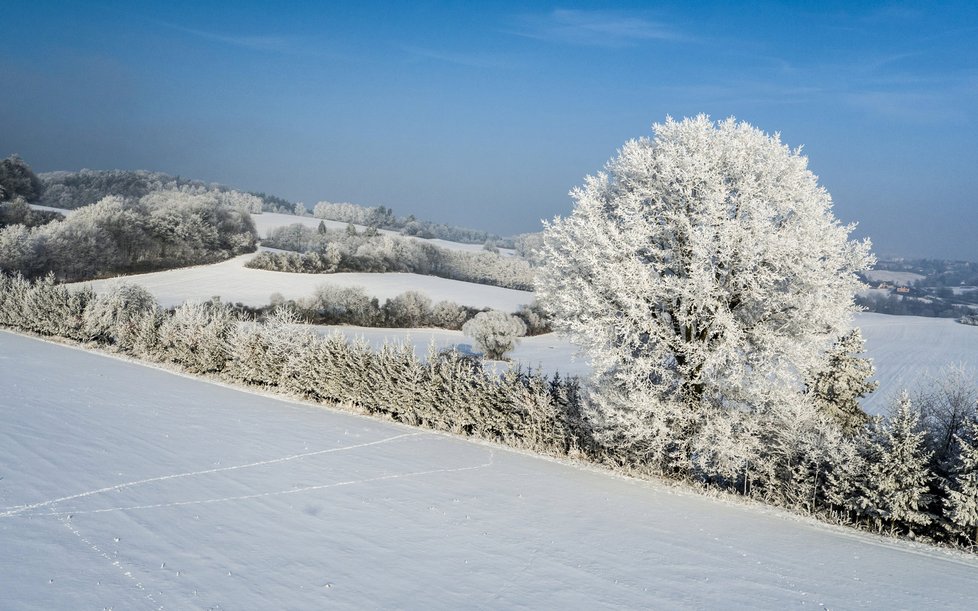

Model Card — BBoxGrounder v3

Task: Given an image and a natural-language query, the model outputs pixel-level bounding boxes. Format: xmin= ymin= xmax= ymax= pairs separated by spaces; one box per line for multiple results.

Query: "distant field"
xmin=77 ymin=251 xmax=532 ymax=312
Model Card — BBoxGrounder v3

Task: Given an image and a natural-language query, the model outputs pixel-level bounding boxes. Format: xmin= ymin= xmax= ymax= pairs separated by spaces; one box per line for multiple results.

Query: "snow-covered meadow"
xmin=77 ymin=251 xmax=532 ymax=312
xmin=3 ymin=330 xmax=978 ymax=609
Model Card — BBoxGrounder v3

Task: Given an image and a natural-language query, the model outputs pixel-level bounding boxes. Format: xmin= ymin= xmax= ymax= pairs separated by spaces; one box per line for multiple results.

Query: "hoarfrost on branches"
xmin=536 ymin=115 xmax=873 ymax=449
xmin=462 ymin=310 xmax=527 ymax=360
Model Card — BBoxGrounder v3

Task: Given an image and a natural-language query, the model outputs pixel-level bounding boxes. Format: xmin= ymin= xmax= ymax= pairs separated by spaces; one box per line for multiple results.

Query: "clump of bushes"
xmin=235 ymin=284 xmax=552 ymax=335
xmin=0 ymin=191 xmax=257 ymax=282
xmin=249 ymin=223 xmax=534 ymax=290
xmin=463 ymin=310 xmax=526 ymax=359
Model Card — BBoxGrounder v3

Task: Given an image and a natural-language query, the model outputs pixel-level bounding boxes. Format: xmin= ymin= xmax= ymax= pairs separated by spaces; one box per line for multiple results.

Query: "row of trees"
xmin=244 ymin=285 xmax=550 ymax=337
xmin=251 ymin=223 xmax=535 ymax=291
xmin=0 ymin=191 xmax=257 ymax=281
xmin=312 ymin=201 xmax=510 ymax=246
xmin=1 ymin=272 xmax=976 ymax=547
xmin=37 ymin=168 xmax=284 ymax=214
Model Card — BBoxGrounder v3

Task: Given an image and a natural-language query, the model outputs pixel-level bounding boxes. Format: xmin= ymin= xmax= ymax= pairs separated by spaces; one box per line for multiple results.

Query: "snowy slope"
xmin=2 ymin=331 xmax=977 ymax=609
xmin=312 ymin=325 xmax=592 ymax=378
xmin=77 ymin=252 xmax=532 ymax=312
xmin=857 ymin=313 xmax=978 ymax=413
xmin=27 ymin=204 xmax=74 ymax=217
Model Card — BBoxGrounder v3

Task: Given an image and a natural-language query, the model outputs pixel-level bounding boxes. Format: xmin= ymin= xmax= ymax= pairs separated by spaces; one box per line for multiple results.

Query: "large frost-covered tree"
xmin=537 ymin=115 xmax=873 ymax=446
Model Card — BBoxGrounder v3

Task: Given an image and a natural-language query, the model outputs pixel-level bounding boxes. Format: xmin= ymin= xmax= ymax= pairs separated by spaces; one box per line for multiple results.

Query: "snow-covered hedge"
xmin=251 ymin=224 xmax=534 ymax=290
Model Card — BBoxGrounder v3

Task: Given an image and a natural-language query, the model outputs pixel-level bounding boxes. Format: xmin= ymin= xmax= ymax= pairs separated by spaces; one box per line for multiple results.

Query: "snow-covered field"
xmin=857 ymin=313 xmax=978 ymax=413
xmin=77 ymin=252 xmax=532 ymax=312
xmin=3 ymin=330 xmax=978 ymax=609
xmin=27 ymin=204 xmax=74 ymax=217
xmin=253 ymin=212 xmax=516 ymax=256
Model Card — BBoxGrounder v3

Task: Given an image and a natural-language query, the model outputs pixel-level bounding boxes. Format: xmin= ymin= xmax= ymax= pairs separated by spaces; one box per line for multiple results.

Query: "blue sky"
xmin=2 ymin=1 xmax=977 ymax=259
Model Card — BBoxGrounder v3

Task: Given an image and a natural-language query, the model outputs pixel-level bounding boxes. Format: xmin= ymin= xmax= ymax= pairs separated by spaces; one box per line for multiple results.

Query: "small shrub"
xmin=462 ymin=310 xmax=526 ymax=360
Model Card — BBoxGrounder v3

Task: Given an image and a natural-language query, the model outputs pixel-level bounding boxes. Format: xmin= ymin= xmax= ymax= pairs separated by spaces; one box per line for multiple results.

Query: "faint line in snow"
xmin=1 ymin=432 xmax=423 ymax=518
xmin=43 ymin=451 xmax=495 ymax=517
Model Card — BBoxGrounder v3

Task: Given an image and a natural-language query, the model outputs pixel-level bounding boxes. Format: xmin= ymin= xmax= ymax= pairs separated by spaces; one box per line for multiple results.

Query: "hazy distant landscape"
xmin=3 ymin=2 xmax=978 ymax=609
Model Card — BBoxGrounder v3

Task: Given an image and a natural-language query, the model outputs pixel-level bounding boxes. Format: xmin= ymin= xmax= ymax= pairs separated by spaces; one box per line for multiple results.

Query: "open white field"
xmin=78 ymin=252 xmax=533 ymax=312
xmin=253 ymin=212 xmax=516 ymax=256
xmin=857 ymin=312 xmax=978 ymax=413
xmin=3 ymin=330 xmax=978 ymax=609
xmin=27 ymin=204 xmax=74 ymax=217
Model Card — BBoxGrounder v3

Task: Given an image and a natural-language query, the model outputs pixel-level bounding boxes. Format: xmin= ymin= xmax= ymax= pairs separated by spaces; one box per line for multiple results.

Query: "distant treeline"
xmin=312 ymin=201 xmax=513 ymax=247
xmin=37 ymin=168 xmax=296 ymax=214
xmin=252 ymin=223 xmax=535 ymax=291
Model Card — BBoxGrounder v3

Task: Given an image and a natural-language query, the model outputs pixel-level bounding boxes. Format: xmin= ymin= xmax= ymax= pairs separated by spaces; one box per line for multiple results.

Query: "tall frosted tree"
xmin=536 ymin=116 xmax=873 ymax=459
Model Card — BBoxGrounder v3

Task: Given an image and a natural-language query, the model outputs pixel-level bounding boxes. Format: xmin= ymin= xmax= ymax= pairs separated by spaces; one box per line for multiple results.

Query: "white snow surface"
xmin=856 ymin=313 xmax=978 ymax=413
xmin=3 ymin=330 xmax=978 ymax=609
xmin=76 ymin=252 xmax=532 ymax=312
xmin=27 ymin=204 xmax=74 ymax=217
xmin=312 ymin=325 xmax=592 ymax=379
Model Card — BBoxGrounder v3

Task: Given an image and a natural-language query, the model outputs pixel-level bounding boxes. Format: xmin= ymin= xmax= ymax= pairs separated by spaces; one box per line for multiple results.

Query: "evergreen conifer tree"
xmin=946 ymin=418 xmax=978 ymax=545
xmin=853 ymin=393 xmax=933 ymax=535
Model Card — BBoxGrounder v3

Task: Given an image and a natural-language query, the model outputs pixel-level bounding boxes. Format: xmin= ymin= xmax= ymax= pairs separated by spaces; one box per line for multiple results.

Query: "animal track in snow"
xmin=1 ymin=432 xmax=423 ymax=518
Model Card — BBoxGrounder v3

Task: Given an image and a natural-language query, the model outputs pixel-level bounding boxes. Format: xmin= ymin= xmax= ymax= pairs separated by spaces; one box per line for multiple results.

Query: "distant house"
xmin=896 ymin=286 xmax=910 ymax=294
xmin=877 ymin=282 xmax=893 ymax=289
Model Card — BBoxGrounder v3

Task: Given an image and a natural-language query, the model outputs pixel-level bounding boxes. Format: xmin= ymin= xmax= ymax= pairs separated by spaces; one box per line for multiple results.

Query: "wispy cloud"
xmin=160 ymin=22 xmax=294 ymax=53
xmin=510 ymin=9 xmax=690 ymax=48
xmin=401 ymin=46 xmax=512 ymax=69
xmin=843 ymin=89 xmax=969 ymax=123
